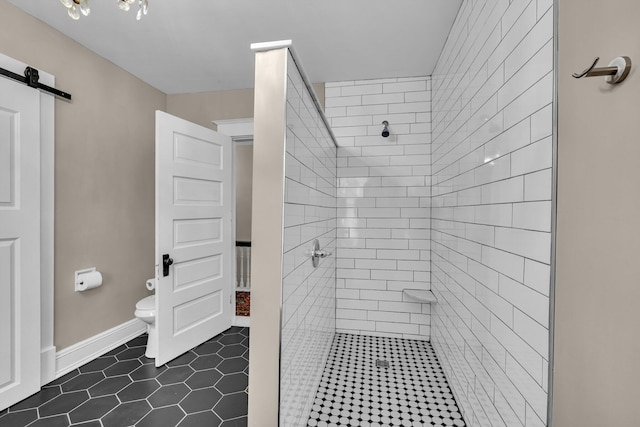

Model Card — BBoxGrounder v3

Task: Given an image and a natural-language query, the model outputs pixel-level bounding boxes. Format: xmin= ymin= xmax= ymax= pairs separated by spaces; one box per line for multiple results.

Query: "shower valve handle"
xmin=314 ymin=249 xmax=332 ymax=258
xmin=310 ymin=239 xmax=331 ymax=268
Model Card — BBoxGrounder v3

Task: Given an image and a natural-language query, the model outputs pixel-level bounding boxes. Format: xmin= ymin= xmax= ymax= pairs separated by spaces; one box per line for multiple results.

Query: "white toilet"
xmin=135 ymin=295 xmax=157 ymax=359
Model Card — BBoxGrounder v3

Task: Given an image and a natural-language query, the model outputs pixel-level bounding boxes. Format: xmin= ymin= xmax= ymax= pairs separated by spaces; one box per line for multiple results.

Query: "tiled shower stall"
xmin=320 ymin=2 xmax=553 ymax=423
xmin=252 ymin=0 xmax=554 ymax=425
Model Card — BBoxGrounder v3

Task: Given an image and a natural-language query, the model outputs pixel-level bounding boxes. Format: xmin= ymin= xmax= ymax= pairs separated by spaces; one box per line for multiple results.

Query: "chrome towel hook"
xmin=572 ymin=56 xmax=631 ymax=84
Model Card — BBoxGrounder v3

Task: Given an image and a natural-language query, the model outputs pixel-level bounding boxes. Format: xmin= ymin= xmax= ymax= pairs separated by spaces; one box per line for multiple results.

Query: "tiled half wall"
xmin=279 ymin=52 xmax=337 ymax=426
xmin=325 ymin=76 xmax=432 ymax=340
xmin=430 ymin=1 xmax=553 ymax=426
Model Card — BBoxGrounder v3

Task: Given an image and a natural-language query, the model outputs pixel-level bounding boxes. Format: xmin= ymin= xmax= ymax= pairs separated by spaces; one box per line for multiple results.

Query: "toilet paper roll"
xmin=146 ymin=278 xmax=156 ymax=291
xmin=77 ymin=271 xmax=102 ymax=291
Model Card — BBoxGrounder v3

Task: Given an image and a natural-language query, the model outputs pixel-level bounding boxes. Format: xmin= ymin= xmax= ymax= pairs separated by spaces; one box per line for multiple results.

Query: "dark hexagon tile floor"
xmin=0 ymin=327 xmax=249 ymax=427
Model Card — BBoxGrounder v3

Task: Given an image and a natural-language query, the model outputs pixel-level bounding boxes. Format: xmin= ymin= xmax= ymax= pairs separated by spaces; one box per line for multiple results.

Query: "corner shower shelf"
xmin=403 ymin=289 xmax=437 ymax=303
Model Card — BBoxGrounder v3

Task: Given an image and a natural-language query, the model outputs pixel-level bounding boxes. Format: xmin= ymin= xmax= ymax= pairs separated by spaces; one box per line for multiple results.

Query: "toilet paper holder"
xmin=75 ymin=267 xmax=102 ymax=292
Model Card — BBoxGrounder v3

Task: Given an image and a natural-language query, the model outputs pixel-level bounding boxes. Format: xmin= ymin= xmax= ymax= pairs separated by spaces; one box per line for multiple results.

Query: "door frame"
xmin=0 ymin=52 xmax=56 ymax=386
xmin=213 ymin=118 xmax=253 ymax=328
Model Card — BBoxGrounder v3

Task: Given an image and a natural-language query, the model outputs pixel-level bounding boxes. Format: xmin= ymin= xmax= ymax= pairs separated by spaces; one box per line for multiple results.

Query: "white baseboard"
xmin=232 ymin=316 xmax=250 ymax=327
xmin=41 ymin=346 xmax=57 ymax=386
xmin=55 ymin=319 xmax=146 ymax=380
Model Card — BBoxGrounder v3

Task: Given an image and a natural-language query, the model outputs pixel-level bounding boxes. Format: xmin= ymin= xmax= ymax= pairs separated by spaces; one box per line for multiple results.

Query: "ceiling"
xmin=8 ymin=0 xmax=462 ymax=94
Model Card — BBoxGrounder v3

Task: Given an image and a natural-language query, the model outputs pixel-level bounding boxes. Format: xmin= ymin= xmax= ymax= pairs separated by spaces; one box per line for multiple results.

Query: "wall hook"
xmin=572 ymin=56 xmax=631 ymax=84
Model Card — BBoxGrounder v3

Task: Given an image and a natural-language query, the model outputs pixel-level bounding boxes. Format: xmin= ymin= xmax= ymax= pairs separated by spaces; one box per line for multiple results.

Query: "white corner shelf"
xmin=403 ymin=289 xmax=437 ymax=303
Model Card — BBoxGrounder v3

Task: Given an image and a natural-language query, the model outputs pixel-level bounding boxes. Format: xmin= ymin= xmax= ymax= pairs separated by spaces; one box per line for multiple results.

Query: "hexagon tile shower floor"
xmin=0 ymin=327 xmax=249 ymax=427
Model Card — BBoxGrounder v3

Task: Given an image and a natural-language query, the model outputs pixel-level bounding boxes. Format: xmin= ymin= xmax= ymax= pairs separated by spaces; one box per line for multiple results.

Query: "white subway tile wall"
xmin=326 ymin=76 xmax=432 ymax=341
xmin=279 ymin=54 xmax=337 ymax=426
xmin=431 ymin=1 xmax=553 ymax=427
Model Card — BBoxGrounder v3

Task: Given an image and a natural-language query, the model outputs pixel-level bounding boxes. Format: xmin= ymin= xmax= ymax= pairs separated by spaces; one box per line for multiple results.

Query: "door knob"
xmin=162 ymin=254 xmax=173 ymax=277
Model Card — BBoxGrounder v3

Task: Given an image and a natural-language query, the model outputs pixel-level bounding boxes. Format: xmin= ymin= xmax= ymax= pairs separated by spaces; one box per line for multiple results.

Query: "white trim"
xmin=234 ymin=140 xmax=253 ymax=147
xmin=250 ymin=40 xmax=292 ymax=52
xmin=215 ymin=118 xmax=255 ymax=329
xmin=41 ymin=346 xmax=56 ymax=385
xmin=55 ymin=319 xmax=146 ymax=379
xmin=232 ymin=144 xmax=238 ymax=322
xmin=39 ymin=80 xmax=55 ymax=385
xmin=213 ymin=118 xmax=254 ymax=142
xmin=233 ymin=316 xmax=251 ymax=328
xmin=0 ymin=52 xmax=56 ymax=386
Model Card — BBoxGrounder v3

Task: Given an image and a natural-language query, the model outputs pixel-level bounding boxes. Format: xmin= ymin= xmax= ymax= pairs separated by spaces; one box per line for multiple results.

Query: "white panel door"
xmin=155 ymin=111 xmax=233 ymax=367
xmin=0 ymin=78 xmax=41 ymax=409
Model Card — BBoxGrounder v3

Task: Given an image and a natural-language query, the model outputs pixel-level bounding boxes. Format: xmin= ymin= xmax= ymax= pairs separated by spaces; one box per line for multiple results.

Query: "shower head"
xmin=381 ymin=120 xmax=390 ymax=138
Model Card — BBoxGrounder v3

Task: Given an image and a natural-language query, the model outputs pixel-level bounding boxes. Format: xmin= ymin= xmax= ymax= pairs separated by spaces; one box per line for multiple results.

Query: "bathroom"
xmin=0 ymin=0 xmax=639 ymax=426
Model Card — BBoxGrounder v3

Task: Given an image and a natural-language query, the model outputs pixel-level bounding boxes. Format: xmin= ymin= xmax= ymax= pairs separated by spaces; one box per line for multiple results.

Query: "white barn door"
xmin=0 ymin=77 xmax=41 ymax=409
xmin=155 ymin=111 xmax=233 ymax=367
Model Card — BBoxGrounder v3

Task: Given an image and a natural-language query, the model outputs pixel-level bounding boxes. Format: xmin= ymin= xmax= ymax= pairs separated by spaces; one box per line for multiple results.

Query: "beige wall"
xmin=168 ymin=83 xmax=324 ymax=245
xmin=167 ymin=89 xmax=255 ymax=129
xmin=235 ymin=145 xmax=253 ymax=241
xmin=554 ymin=0 xmax=640 ymax=425
xmin=167 ymin=84 xmax=324 ymax=130
xmin=0 ymin=1 xmax=167 ymax=350
xmin=0 ymin=1 xmax=322 ymax=351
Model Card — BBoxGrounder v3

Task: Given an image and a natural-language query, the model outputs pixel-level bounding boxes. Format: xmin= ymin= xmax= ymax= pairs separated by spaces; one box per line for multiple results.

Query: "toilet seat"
xmin=136 ymin=295 xmax=155 ymax=311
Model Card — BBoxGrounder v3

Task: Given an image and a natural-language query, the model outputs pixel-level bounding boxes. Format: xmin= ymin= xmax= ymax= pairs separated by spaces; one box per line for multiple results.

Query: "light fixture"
xmin=59 ymin=0 xmax=149 ymax=21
